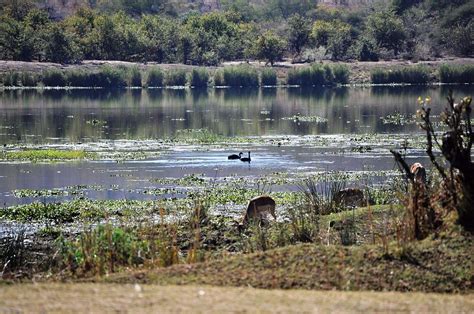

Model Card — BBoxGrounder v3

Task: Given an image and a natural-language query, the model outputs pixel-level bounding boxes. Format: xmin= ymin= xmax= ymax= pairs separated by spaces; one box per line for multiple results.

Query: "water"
xmin=0 ymin=85 xmax=472 ymax=206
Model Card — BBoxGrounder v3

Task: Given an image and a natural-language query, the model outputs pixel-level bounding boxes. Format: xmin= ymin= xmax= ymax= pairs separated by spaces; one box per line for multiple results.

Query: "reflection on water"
xmin=1 ymin=86 xmax=472 ymax=144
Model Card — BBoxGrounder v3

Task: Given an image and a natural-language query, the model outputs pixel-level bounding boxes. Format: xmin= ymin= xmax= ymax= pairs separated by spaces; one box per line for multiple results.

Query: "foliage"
xmin=0 ymin=1 xmax=470 ymax=64
xmin=366 ymin=10 xmax=406 ymax=56
xmin=255 ymin=31 xmax=286 ymax=66
xmin=287 ymin=13 xmax=311 ymax=57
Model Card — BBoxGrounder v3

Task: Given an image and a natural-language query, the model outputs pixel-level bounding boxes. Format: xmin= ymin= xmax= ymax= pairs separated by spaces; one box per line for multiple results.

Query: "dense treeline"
xmin=0 ymin=0 xmax=472 ymax=65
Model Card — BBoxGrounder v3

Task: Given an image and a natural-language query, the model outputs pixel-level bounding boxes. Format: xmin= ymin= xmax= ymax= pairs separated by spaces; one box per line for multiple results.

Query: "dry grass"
xmin=0 ymin=283 xmax=472 ymax=313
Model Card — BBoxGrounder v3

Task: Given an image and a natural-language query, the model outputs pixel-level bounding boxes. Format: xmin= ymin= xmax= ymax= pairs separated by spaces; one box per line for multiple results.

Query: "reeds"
xmin=190 ymin=68 xmax=209 ymax=88
xmin=439 ymin=64 xmax=474 ymax=83
xmin=260 ymin=68 xmax=277 ymax=86
xmin=371 ymin=66 xmax=430 ymax=84
xmin=287 ymin=64 xmax=349 ymax=86
xmin=165 ymin=69 xmax=187 ymax=87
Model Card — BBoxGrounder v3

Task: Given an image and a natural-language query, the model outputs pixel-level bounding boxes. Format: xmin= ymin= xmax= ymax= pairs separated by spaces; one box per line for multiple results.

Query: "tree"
xmin=310 ymin=20 xmax=353 ymax=61
xmin=43 ymin=23 xmax=80 ymax=63
xmin=288 ymin=13 xmax=310 ymax=57
xmin=255 ymin=31 xmax=286 ymax=66
xmin=366 ymin=11 xmax=406 ymax=55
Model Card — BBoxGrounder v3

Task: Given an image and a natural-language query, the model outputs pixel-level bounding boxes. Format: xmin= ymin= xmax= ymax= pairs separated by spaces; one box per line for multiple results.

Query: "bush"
xmin=42 ymin=69 xmax=67 ymax=87
xmin=287 ymin=67 xmax=312 ymax=86
xmin=371 ymin=66 xmax=430 ymax=84
xmin=260 ymin=68 xmax=277 ymax=86
xmin=190 ymin=68 xmax=209 ymax=87
xmin=439 ymin=64 xmax=474 ymax=84
xmin=165 ymin=69 xmax=187 ymax=86
xmin=222 ymin=66 xmax=259 ymax=87
xmin=146 ymin=67 xmax=164 ymax=87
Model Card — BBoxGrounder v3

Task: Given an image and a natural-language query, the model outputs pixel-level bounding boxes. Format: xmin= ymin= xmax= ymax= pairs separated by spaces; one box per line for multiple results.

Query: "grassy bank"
xmin=108 ymin=230 xmax=473 ymax=293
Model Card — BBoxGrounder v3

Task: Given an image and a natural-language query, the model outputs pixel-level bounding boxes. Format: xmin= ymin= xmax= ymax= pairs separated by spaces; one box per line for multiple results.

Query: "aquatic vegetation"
xmin=2 ymin=149 xmax=89 ymax=161
xmin=173 ymin=129 xmax=225 ymax=144
xmin=381 ymin=112 xmax=416 ymax=125
xmin=281 ymin=115 xmax=328 ymax=123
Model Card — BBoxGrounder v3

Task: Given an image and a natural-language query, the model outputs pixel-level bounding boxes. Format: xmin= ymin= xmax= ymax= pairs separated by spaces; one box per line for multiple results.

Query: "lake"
xmin=0 ymin=85 xmax=472 ymax=206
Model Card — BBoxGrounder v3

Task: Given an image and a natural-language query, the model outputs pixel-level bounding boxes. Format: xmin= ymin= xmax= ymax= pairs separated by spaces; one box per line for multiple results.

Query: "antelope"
xmin=240 ymin=195 xmax=276 ymax=227
xmin=410 ymin=162 xmax=426 ymax=185
xmin=333 ymin=188 xmax=366 ymax=208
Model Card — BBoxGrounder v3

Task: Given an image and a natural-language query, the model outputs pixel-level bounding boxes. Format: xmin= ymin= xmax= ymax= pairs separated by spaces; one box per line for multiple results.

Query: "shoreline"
xmin=0 ymin=58 xmax=473 ymax=86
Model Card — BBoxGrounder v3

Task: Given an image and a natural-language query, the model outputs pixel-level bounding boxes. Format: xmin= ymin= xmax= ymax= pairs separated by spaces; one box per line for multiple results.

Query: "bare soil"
xmin=1 ymin=283 xmax=473 ymax=313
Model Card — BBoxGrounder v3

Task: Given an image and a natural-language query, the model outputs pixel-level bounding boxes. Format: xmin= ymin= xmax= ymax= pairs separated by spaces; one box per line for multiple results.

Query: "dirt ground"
xmin=0 ymin=283 xmax=472 ymax=313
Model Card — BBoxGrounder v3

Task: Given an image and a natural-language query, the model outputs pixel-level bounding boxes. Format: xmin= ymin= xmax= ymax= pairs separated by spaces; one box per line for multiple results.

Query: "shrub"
xmin=371 ymin=66 xmax=430 ymax=84
xmin=260 ymin=68 xmax=277 ymax=86
xmin=42 ymin=69 xmax=67 ymax=87
xmin=287 ymin=67 xmax=312 ymax=86
xmin=439 ymin=64 xmax=474 ymax=84
xmin=190 ymin=68 xmax=209 ymax=87
xmin=222 ymin=66 xmax=259 ymax=87
xmin=165 ymin=69 xmax=187 ymax=86
xmin=146 ymin=67 xmax=164 ymax=87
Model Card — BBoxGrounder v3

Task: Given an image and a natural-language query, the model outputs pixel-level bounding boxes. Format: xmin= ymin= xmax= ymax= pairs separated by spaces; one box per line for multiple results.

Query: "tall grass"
xmin=439 ymin=64 xmax=474 ymax=83
xmin=165 ymin=69 xmax=187 ymax=86
xmin=146 ymin=67 xmax=164 ymax=87
xmin=190 ymin=68 xmax=209 ymax=87
xmin=128 ymin=66 xmax=142 ymax=87
xmin=42 ymin=69 xmax=67 ymax=87
xmin=260 ymin=68 xmax=277 ymax=86
xmin=371 ymin=66 xmax=430 ymax=84
xmin=59 ymin=222 xmax=180 ymax=275
xmin=220 ymin=66 xmax=259 ymax=87
xmin=287 ymin=64 xmax=349 ymax=86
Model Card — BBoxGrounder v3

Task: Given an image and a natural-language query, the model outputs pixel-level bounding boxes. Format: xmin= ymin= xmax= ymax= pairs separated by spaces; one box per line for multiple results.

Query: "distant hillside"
xmin=36 ymin=0 xmax=380 ymax=19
